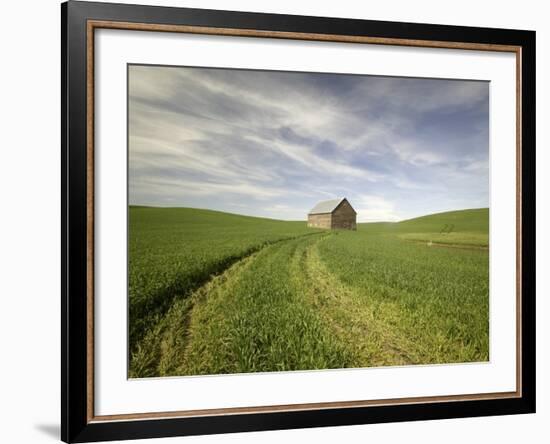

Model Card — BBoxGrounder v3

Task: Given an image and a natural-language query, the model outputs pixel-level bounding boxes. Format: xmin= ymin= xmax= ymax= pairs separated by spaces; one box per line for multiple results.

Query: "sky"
xmin=128 ymin=65 xmax=489 ymax=222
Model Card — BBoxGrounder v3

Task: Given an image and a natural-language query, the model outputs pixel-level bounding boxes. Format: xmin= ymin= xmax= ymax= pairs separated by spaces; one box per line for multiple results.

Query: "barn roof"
xmin=308 ymin=198 xmax=353 ymax=215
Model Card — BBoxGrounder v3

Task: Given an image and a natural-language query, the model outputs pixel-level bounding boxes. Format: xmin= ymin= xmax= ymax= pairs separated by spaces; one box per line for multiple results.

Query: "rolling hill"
xmin=128 ymin=206 xmax=489 ymax=377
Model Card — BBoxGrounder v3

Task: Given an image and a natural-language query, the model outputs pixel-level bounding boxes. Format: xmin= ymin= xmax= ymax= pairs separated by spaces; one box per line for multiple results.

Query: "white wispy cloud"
xmin=353 ymin=195 xmax=402 ymax=223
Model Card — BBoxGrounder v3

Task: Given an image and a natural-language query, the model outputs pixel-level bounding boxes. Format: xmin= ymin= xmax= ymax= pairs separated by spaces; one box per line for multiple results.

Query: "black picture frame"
xmin=61 ymin=1 xmax=536 ymax=442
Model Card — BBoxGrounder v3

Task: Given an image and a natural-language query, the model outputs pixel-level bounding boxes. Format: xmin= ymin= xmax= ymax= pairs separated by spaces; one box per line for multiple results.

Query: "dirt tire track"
xmin=132 ymin=231 xmax=422 ymax=378
xmin=130 ymin=232 xmax=324 ymax=378
xmin=292 ymin=235 xmax=421 ymax=367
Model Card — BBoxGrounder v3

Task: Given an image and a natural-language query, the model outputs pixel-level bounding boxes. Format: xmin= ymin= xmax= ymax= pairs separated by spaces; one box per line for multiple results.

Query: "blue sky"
xmin=128 ymin=65 xmax=489 ymax=222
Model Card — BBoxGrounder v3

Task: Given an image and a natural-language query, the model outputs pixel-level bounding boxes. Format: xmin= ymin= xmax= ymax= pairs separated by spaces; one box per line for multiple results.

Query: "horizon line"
xmin=129 ymin=204 xmax=489 ymax=224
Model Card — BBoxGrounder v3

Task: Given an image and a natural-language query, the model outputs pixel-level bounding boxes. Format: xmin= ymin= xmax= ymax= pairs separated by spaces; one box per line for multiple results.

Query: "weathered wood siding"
xmin=331 ymin=200 xmax=357 ymax=230
xmin=307 ymin=213 xmax=332 ymax=229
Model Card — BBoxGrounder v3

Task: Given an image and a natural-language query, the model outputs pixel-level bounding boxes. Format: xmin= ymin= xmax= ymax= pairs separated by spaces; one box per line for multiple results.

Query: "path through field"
xmin=128 ymin=207 xmax=489 ymax=378
xmin=130 ymin=232 xmax=487 ymax=377
xmin=132 ymin=233 xmax=353 ymax=377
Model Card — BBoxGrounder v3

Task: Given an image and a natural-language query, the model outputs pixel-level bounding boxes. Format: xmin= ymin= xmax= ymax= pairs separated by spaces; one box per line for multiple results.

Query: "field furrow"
xmin=128 ymin=206 xmax=321 ymax=376
xmin=129 ymin=232 xmax=322 ymax=377
xmin=163 ymin=233 xmax=354 ymax=376
xmin=318 ymin=230 xmax=489 ymax=365
xmin=293 ymin=237 xmax=421 ymax=367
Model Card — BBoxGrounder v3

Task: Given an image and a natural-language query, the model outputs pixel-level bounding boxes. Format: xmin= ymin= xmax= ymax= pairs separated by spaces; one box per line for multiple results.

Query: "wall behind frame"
xmin=0 ymin=0 xmax=547 ymax=443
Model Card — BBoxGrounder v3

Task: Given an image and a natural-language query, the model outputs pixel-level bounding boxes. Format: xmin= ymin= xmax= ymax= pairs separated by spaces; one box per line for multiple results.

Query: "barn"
xmin=307 ymin=198 xmax=357 ymax=230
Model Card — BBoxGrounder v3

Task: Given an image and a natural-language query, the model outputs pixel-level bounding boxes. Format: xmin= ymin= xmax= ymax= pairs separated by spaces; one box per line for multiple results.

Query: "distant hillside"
xmin=129 ymin=206 xmax=305 ymax=226
xmin=358 ymin=208 xmax=489 ymax=247
xmin=395 ymin=208 xmax=489 ymax=233
xmin=359 ymin=209 xmax=489 ymax=232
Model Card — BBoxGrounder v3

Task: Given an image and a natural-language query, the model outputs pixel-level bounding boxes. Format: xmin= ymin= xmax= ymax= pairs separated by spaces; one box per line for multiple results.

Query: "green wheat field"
xmin=128 ymin=207 xmax=489 ymax=378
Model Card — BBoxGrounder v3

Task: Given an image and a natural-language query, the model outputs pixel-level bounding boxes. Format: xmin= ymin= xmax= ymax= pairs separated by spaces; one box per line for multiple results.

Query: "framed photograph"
xmin=61 ymin=1 xmax=536 ymax=442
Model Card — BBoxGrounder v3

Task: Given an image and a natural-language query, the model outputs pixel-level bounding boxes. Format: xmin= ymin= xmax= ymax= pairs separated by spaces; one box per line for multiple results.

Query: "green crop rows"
xmin=129 ymin=206 xmax=489 ymax=378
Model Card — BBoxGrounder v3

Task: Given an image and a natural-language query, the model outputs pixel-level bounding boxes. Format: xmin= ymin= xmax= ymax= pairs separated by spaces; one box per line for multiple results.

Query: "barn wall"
xmin=331 ymin=200 xmax=357 ymax=230
xmin=307 ymin=213 xmax=332 ymax=229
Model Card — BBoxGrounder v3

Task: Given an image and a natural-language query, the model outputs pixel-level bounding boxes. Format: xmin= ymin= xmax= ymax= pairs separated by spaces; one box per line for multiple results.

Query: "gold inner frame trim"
xmin=86 ymin=19 xmax=523 ymax=423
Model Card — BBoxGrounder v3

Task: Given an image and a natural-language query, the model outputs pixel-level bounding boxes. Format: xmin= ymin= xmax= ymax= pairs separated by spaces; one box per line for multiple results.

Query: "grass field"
xmin=129 ymin=206 xmax=489 ymax=378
